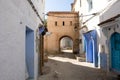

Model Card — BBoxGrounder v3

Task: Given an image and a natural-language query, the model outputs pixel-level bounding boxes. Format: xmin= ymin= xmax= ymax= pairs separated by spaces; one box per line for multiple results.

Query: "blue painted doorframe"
xmin=83 ymin=30 xmax=98 ymax=67
xmin=26 ymin=27 xmax=34 ymax=79
xmin=110 ymin=32 xmax=120 ymax=73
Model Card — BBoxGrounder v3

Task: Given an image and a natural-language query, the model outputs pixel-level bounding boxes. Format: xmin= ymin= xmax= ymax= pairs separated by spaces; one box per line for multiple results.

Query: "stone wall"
xmin=44 ymin=12 xmax=79 ymax=54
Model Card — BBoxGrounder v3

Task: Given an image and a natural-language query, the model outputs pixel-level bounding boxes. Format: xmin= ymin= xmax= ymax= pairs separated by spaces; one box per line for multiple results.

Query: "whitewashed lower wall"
xmin=0 ymin=0 xmax=44 ymax=80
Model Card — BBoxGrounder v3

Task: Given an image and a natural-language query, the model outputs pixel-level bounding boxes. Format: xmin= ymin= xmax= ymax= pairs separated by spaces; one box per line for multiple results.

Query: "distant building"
xmin=44 ymin=12 xmax=79 ymax=54
xmin=0 ymin=0 xmax=45 ymax=80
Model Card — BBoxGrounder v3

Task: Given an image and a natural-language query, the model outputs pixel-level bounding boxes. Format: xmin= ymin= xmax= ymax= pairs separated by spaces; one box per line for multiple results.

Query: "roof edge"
xmin=98 ymin=14 xmax=120 ymax=26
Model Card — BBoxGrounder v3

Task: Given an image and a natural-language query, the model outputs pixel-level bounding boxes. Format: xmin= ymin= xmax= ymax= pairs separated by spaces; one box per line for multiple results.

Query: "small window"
xmin=87 ymin=0 xmax=93 ymax=11
xmin=70 ymin=21 xmax=72 ymax=26
xmin=80 ymin=0 xmax=82 ymax=7
xmin=55 ymin=21 xmax=57 ymax=26
xmin=63 ymin=21 xmax=65 ymax=26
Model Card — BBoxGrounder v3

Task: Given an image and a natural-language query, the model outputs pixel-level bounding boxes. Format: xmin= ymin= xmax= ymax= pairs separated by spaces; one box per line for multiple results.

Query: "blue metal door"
xmin=111 ymin=32 xmax=120 ymax=72
xmin=87 ymin=40 xmax=93 ymax=63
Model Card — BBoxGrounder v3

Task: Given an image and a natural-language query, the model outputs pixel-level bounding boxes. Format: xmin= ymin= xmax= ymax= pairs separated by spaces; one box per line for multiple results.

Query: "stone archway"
xmin=45 ymin=11 xmax=79 ymax=55
xmin=59 ymin=36 xmax=73 ymax=53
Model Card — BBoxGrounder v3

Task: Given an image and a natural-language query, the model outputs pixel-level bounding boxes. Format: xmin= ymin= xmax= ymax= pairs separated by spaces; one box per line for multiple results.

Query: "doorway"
xmin=83 ymin=30 xmax=98 ymax=67
xmin=110 ymin=32 xmax=120 ymax=73
xmin=60 ymin=36 xmax=73 ymax=53
xmin=25 ymin=27 xmax=34 ymax=79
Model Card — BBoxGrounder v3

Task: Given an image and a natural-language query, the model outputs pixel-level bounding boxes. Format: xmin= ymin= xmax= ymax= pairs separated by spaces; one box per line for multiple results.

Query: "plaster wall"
xmin=0 ymin=0 xmax=45 ymax=80
xmin=44 ymin=12 xmax=79 ymax=54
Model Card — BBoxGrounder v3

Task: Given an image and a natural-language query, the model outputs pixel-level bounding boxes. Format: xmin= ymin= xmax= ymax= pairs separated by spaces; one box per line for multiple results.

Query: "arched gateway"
xmin=44 ymin=11 xmax=79 ymax=54
xmin=59 ymin=36 xmax=73 ymax=53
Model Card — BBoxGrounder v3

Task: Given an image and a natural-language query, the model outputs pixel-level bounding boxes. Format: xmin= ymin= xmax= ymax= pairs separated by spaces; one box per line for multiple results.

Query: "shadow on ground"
xmin=39 ymin=53 xmax=118 ymax=80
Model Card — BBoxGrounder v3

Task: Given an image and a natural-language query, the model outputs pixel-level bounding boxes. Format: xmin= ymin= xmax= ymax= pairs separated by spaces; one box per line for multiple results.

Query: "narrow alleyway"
xmin=39 ymin=52 xmax=117 ymax=80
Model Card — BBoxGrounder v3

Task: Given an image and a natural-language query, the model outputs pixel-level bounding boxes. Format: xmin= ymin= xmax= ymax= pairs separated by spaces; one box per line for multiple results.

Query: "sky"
xmin=45 ymin=0 xmax=74 ymax=13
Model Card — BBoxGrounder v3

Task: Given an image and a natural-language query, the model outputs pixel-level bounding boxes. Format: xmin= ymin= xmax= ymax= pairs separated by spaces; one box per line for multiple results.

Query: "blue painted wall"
xmin=26 ymin=27 xmax=34 ymax=78
xmin=83 ymin=35 xmax=86 ymax=52
xmin=91 ymin=30 xmax=98 ymax=67
xmin=100 ymin=53 xmax=107 ymax=70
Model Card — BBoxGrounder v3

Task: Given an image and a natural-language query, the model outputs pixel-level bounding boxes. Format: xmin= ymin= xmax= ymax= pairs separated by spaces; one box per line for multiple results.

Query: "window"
xmin=70 ymin=21 xmax=72 ymax=26
xmin=80 ymin=0 xmax=82 ymax=7
xmin=87 ymin=0 xmax=93 ymax=11
xmin=55 ymin=21 xmax=57 ymax=26
xmin=63 ymin=21 xmax=65 ymax=26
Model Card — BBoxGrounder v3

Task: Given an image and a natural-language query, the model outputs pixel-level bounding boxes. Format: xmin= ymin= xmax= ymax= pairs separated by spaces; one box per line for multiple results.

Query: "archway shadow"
xmin=40 ymin=56 xmax=117 ymax=80
xmin=58 ymin=52 xmax=76 ymax=59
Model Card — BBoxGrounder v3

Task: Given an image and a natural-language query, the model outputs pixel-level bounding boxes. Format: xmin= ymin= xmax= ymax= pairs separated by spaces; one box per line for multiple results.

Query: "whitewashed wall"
xmin=98 ymin=0 xmax=120 ymax=71
xmin=0 ymin=0 xmax=45 ymax=80
xmin=73 ymin=0 xmax=120 ymax=68
xmin=99 ymin=0 xmax=120 ymax=22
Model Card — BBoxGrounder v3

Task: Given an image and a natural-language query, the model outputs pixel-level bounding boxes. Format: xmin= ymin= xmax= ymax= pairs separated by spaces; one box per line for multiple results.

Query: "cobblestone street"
xmin=39 ymin=53 xmax=117 ymax=80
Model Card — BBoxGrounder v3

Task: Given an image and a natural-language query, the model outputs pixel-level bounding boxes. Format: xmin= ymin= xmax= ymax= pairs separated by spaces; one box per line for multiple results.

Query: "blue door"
xmin=111 ymin=32 xmax=120 ymax=73
xmin=87 ymin=40 xmax=93 ymax=63
xmin=83 ymin=30 xmax=98 ymax=67
xmin=26 ymin=27 xmax=34 ymax=79
xmin=84 ymin=33 xmax=93 ymax=63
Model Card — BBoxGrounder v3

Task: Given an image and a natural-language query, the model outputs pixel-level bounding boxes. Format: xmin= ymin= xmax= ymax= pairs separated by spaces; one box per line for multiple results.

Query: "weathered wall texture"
xmin=0 ymin=0 xmax=45 ymax=80
xmin=72 ymin=0 xmax=120 ymax=72
xmin=44 ymin=12 xmax=79 ymax=54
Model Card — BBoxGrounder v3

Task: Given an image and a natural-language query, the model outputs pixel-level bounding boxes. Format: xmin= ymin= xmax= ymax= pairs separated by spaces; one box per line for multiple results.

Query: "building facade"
xmin=44 ymin=12 xmax=79 ymax=54
xmin=98 ymin=0 xmax=120 ymax=74
xmin=0 ymin=0 xmax=45 ymax=80
xmin=71 ymin=0 xmax=100 ymax=67
xmin=72 ymin=0 xmax=120 ymax=74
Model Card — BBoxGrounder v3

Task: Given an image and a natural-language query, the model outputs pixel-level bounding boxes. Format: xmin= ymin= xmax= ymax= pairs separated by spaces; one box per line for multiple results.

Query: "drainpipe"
xmin=39 ymin=34 xmax=44 ymax=75
xmin=39 ymin=26 xmax=48 ymax=75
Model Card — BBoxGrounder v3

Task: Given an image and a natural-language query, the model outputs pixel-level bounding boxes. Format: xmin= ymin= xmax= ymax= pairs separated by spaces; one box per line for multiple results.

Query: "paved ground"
xmin=39 ymin=52 xmax=117 ymax=80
